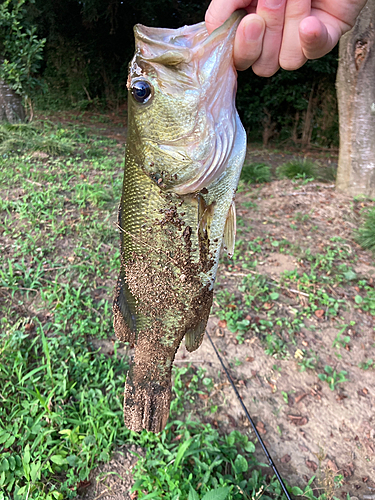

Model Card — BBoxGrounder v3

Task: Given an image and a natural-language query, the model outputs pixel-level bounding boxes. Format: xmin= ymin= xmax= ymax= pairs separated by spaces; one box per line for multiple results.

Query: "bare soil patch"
xmin=77 ymin=445 xmax=142 ymax=500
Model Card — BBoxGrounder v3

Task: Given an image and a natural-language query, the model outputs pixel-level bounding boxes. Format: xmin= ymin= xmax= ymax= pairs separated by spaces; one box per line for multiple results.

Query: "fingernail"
xmin=245 ymin=19 xmax=264 ymax=41
xmin=264 ymin=0 xmax=284 ymax=9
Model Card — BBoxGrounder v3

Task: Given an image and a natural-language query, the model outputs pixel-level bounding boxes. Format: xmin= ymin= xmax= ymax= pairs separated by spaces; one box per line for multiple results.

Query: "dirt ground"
xmin=80 ymin=146 xmax=375 ymax=500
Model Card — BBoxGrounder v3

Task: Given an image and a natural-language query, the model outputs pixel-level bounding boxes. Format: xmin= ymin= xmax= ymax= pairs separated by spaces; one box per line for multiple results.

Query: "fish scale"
xmin=113 ymin=10 xmax=247 ymax=432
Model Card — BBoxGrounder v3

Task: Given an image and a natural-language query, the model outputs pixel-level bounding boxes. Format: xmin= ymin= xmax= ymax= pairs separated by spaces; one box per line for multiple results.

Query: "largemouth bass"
xmin=113 ymin=11 xmax=246 ymax=433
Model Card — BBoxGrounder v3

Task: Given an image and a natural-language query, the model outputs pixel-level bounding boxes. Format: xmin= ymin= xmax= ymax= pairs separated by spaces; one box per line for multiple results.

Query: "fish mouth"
xmin=133 ymin=10 xmax=245 ymax=67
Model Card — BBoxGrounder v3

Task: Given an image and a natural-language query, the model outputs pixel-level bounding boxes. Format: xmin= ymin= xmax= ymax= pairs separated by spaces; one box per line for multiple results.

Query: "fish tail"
xmin=123 ymin=362 xmax=171 ymax=433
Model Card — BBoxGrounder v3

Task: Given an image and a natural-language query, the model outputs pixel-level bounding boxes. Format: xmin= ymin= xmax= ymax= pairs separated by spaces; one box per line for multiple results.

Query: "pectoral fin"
xmin=197 ymin=194 xmax=215 ymax=241
xmin=223 ymin=201 xmax=236 ymax=257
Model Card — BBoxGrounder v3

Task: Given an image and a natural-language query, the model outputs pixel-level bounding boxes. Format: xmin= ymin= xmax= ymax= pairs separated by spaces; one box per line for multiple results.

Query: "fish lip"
xmin=202 ymin=9 xmax=247 ymax=46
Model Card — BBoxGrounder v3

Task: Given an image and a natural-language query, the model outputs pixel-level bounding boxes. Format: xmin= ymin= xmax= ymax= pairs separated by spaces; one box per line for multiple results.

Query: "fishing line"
xmin=205 ymin=330 xmax=293 ymax=500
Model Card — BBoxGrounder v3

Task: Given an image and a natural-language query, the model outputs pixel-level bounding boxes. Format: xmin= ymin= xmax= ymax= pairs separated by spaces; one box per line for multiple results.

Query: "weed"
xmin=293 ymin=211 xmax=310 ymax=223
xmin=264 ymin=333 xmax=288 ymax=358
xmin=242 ymin=201 xmax=258 ymax=209
xmin=276 ymin=158 xmax=317 ymax=180
xmin=332 ymin=323 xmax=354 ymax=350
xmin=315 ymin=448 xmax=345 ymax=500
xmin=240 ymin=162 xmax=271 ymax=184
xmin=0 ymin=122 xmax=74 ymax=156
xmin=318 ymin=365 xmax=349 ymax=390
xmin=297 ymin=351 xmax=319 ymax=372
xmin=281 ymin=391 xmax=289 ymax=404
xmin=0 ymin=118 xmax=341 ymax=500
xmin=357 ymin=207 xmax=375 ymax=253
xmin=354 ymin=282 xmax=375 ymax=315
xmin=358 ymin=358 xmax=374 ymax=370
xmin=131 ymin=422 xmax=261 ymax=500
xmin=0 ymin=320 xmax=130 ymax=499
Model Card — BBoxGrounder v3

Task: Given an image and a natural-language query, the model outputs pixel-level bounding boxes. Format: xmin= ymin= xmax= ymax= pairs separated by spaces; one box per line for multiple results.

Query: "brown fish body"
xmin=113 ymin=12 xmax=246 ymax=432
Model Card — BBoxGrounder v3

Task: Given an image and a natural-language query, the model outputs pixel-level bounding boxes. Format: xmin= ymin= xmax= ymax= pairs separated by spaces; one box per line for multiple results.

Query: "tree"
xmin=336 ymin=0 xmax=375 ymax=198
xmin=0 ymin=0 xmax=45 ymax=122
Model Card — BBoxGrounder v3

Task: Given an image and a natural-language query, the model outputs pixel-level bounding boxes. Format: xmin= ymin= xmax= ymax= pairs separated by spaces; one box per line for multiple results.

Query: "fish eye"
xmin=131 ymin=80 xmax=153 ymax=104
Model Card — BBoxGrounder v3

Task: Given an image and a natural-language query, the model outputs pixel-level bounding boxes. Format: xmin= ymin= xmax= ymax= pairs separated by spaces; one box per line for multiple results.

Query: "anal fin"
xmin=197 ymin=194 xmax=215 ymax=239
xmin=185 ymin=319 xmax=207 ymax=352
xmin=113 ymin=275 xmax=136 ymax=344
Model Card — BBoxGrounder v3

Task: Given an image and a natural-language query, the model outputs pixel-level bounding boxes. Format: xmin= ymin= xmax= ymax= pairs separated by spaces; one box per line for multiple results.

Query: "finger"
xmin=234 ymin=14 xmax=265 ymax=70
xmin=252 ymin=0 xmax=287 ymax=77
xmin=299 ymin=14 xmax=340 ymax=60
xmin=278 ymin=0 xmax=310 ymax=70
xmin=205 ymin=0 xmax=257 ymax=34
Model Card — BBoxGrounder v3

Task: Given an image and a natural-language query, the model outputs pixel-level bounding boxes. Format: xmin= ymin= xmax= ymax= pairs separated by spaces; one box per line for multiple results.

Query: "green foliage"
xmin=357 ymin=207 xmax=375 ymax=253
xmin=236 ymin=52 xmax=339 ymax=146
xmin=0 ymin=121 xmax=73 ymax=155
xmin=0 ymin=319 xmax=288 ymax=500
xmin=332 ymin=324 xmax=353 ymax=350
xmin=0 ymin=0 xmax=45 ymax=98
xmin=359 ymin=359 xmax=374 ymax=370
xmin=240 ymin=162 xmax=271 ymax=184
xmin=30 ymin=0 xmax=209 ymax=108
xmin=277 ymin=159 xmax=317 ymax=180
xmin=318 ymin=366 xmax=349 ymax=391
xmin=0 ymin=119 xmax=343 ymax=500
xmin=0 ymin=120 xmax=118 ymax=156
xmin=131 ymin=423 xmax=264 ymax=500
xmin=0 ymin=320 xmax=130 ymax=498
xmin=297 ymin=352 xmax=319 ymax=372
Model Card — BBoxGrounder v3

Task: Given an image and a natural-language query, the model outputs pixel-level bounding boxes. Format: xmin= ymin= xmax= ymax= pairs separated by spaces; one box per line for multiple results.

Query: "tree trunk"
xmin=0 ymin=79 xmax=26 ymax=123
xmin=336 ymin=0 xmax=375 ymax=198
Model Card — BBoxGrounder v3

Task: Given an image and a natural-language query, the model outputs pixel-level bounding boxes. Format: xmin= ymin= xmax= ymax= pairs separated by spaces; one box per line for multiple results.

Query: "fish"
xmin=113 ymin=10 xmax=247 ymax=433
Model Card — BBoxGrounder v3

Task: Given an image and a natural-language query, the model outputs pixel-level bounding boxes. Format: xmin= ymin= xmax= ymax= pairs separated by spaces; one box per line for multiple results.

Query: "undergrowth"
xmin=357 ymin=207 xmax=375 ymax=253
xmin=0 ymin=117 xmax=364 ymax=500
xmin=0 ymin=121 xmax=301 ymax=500
xmin=276 ymin=159 xmax=317 ymax=180
xmin=240 ymin=162 xmax=271 ymax=184
xmin=0 ymin=121 xmax=117 ymax=157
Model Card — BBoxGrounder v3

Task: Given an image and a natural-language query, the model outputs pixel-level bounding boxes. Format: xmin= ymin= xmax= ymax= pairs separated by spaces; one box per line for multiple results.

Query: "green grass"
xmin=0 ymin=320 xmax=130 ymax=499
xmin=0 ymin=121 xmax=117 ymax=158
xmin=0 ymin=324 xmax=303 ymax=500
xmin=216 ymin=229 xmax=375 ymax=360
xmin=276 ymin=159 xmax=317 ymax=180
xmin=357 ymin=207 xmax=375 ymax=253
xmin=2 ymin=119 xmax=367 ymax=500
xmin=0 ymin=121 xmax=311 ymax=500
xmin=0 ymin=122 xmax=74 ymax=156
xmin=240 ymin=162 xmax=271 ymax=184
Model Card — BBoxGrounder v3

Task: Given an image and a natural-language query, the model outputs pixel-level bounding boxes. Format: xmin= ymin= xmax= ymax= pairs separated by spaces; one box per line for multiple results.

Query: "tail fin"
xmin=123 ymin=366 xmax=171 ymax=433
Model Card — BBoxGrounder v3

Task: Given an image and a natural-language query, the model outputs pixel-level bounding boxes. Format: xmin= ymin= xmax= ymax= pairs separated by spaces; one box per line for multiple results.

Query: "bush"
xmin=0 ymin=0 xmax=46 ymax=99
xmin=277 ymin=159 xmax=317 ymax=180
xmin=357 ymin=208 xmax=375 ymax=253
xmin=240 ymin=162 xmax=271 ymax=184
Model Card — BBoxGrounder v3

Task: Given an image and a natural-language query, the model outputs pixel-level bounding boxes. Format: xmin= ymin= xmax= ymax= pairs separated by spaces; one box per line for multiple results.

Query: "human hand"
xmin=205 ymin=0 xmax=367 ymax=76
